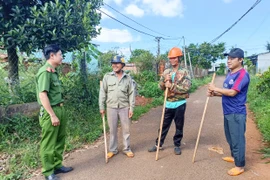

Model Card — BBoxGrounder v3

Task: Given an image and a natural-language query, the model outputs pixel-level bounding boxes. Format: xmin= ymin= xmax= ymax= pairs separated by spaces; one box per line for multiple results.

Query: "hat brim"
xmin=223 ymin=53 xmax=242 ymax=58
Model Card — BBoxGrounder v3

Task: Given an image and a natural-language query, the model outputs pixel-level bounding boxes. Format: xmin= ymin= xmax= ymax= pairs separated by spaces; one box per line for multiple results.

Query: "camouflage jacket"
xmin=159 ymin=67 xmax=192 ymax=102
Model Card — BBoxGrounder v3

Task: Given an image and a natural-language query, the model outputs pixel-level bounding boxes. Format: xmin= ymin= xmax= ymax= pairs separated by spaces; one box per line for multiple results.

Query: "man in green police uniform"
xmin=36 ymin=44 xmax=73 ymax=180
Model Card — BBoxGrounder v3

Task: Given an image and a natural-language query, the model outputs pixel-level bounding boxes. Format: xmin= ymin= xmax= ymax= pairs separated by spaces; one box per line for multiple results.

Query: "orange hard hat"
xmin=168 ymin=47 xmax=183 ymax=58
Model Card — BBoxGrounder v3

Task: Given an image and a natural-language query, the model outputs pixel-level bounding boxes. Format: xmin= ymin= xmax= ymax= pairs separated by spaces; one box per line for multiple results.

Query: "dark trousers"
xmin=224 ymin=114 xmax=246 ymax=167
xmin=155 ymin=103 xmax=186 ymax=147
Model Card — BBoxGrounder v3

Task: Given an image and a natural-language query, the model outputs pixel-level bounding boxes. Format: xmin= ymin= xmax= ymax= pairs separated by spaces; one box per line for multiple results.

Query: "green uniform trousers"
xmin=39 ymin=106 xmax=67 ymax=176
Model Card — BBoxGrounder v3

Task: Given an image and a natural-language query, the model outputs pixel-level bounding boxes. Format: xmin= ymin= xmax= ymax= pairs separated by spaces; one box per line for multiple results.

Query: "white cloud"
xmin=223 ymin=0 xmax=233 ymax=3
xmin=94 ymin=27 xmax=134 ymax=43
xmin=100 ymin=47 xmax=132 ymax=60
xmin=114 ymin=0 xmax=123 ymax=5
xmin=142 ymin=0 xmax=184 ymax=17
xmin=125 ymin=4 xmax=145 ymax=17
xmin=100 ymin=8 xmax=115 ymax=20
xmin=117 ymin=47 xmax=132 ymax=58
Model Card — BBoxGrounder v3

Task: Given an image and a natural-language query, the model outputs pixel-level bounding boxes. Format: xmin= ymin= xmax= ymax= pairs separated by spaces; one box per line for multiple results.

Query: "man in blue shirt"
xmin=208 ymin=48 xmax=250 ymax=176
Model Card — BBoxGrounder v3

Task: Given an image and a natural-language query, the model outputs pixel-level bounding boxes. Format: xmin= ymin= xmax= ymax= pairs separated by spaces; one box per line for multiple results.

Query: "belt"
xmin=52 ymin=103 xmax=64 ymax=107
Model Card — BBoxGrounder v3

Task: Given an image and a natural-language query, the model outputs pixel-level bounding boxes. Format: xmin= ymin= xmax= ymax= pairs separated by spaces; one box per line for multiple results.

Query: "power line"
xmin=98 ymin=9 xmax=156 ymax=38
xmin=101 ymin=4 xmax=182 ymax=41
xmin=104 ymin=3 xmax=170 ymax=38
xmin=175 ymin=37 xmax=183 ymax=47
xmin=243 ymin=10 xmax=270 ymax=43
xmin=210 ymin=0 xmax=262 ymax=44
xmin=98 ymin=8 xmax=182 ymax=41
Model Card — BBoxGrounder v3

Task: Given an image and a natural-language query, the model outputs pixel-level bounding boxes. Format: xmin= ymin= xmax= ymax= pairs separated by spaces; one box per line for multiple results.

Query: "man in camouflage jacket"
xmin=148 ymin=47 xmax=191 ymax=155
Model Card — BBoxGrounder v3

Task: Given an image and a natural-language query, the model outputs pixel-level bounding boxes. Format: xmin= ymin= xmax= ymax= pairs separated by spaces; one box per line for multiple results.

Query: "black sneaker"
xmin=148 ymin=145 xmax=163 ymax=152
xmin=174 ymin=146 xmax=181 ymax=155
xmin=45 ymin=174 xmax=59 ymax=180
xmin=54 ymin=166 xmax=73 ymax=174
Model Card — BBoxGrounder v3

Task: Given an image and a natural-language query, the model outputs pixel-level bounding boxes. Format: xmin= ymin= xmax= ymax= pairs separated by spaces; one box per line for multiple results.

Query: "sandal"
xmin=125 ymin=151 xmax=134 ymax=158
xmin=227 ymin=167 xmax=244 ymax=176
xmin=222 ymin=156 xmax=234 ymax=163
xmin=107 ymin=152 xmax=116 ymax=159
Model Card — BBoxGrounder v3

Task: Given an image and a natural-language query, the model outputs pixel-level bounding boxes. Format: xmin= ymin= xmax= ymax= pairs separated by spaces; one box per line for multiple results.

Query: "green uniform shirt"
xmin=36 ymin=62 xmax=63 ymax=106
xmin=99 ymin=71 xmax=135 ymax=112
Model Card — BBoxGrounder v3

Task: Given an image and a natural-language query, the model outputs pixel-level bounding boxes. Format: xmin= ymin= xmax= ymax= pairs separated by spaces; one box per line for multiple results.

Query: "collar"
xmin=109 ymin=70 xmax=127 ymax=77
xmin=45 ymin=62 xmax=57 ymax=73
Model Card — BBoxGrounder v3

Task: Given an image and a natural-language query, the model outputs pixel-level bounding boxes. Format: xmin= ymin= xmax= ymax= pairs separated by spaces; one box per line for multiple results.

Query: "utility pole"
xmin=155 ymin=37 xmax=162 ymax=79
xmin=182 ymin=36 xmax=187 ymax=68
xmin=156 ymin=37 xmax=162 ymax=57
xmin=188 ymin=52 xmax=194 ymax=79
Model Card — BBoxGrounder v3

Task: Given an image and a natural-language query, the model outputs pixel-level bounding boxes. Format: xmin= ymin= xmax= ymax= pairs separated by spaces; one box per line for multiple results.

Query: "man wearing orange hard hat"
xmin=148 ymin=47 xmax=191 ymax=155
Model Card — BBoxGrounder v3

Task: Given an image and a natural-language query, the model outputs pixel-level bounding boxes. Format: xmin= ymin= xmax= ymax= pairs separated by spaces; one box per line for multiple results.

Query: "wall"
xmin=257 ymin=52 xmax=270 ymax=73
xmin=0 ymin=102 xmax=40 ymax=122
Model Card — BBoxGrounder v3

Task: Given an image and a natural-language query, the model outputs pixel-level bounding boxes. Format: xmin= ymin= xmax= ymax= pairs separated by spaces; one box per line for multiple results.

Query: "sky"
xmin=91 ymin=0 xmax=270 ymax=61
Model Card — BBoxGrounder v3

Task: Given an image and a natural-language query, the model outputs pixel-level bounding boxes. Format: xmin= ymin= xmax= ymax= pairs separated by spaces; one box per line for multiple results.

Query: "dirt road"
xmin=32 ymin=76 xmax=270 ymax=180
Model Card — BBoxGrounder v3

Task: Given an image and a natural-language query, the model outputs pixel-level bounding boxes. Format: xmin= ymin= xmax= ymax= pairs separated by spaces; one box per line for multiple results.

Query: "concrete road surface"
xmin=32 ymin=76 xmax=269 ymax=180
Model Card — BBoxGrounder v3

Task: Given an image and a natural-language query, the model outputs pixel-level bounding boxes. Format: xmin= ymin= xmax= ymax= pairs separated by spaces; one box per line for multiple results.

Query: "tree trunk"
xmin=80 ymin=52 xmax=90 ymax=100
xmin=7 ymin=47 xmax=19 ymax=96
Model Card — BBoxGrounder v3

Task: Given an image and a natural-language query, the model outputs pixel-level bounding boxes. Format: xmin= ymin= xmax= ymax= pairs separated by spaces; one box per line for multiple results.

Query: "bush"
xmin=139 ymin=81 xmax=163 ymax=98
xmin=248 ymin=75 xmax=270 ymax=142
xmin=256 ymin=67 xmax=270 ymax=96
xmin=132 ymin=70 xmax=157 ymax=86
xmin=0 ymin=115 xmax=40 ymax=179
xmin=0 ymin=63 xmax=41 ymax=106
xmin=216 ymin=63 xmax=226 ymax=75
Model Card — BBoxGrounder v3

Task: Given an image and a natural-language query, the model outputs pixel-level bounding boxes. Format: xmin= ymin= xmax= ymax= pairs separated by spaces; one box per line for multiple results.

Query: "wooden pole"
xmin=192 ymin=73 xmax=216 ymax=163
xmin=100 ymin=81 xmax=108 ymax=163
xmin=102 ymin=114 xmax=108 ymax=163
xmin=155 ymin=87 xmax=168 ymax=161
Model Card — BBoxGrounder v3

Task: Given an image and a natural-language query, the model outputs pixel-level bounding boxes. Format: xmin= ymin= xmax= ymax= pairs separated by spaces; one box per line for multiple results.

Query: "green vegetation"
xmin=216 ymin=63 xmax=226 ymax=75
xmin=187 ymin=42 xmax=226 ymax=69
xmin=247 ymin=68 xmax=270 ymax=160
xmin=0 ymin=61 xmax=41 ymax=106
xmin=190 ymin=76 xmax=212 ymax=93
xmin=0 ymin=0 xmax=102 ymax=99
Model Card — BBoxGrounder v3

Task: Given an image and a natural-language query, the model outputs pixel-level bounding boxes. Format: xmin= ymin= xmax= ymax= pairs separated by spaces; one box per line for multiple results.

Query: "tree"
xmin=129 ymin=49 xmax=155 ymax=72
xmin=71 ymin=44 xmax=100 ymax=100
xmin=216 ymin=63 xmax=226 ymax=75
xmin=0 ymin=0 xmax=102 ymax=93
xmin=266 ymin=41 xmax=270 ymax=52
xmin=159 ymin=51 xmax=169 ymax=62
xmin=97 ymin=50 xmax=117 ymax=76
xmin=187 ymin=42 xmax=225 ymax=69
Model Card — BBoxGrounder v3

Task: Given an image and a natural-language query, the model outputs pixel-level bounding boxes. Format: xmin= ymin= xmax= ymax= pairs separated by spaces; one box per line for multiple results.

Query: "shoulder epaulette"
xmin=46 ymin=67 xmax=55 ymax=73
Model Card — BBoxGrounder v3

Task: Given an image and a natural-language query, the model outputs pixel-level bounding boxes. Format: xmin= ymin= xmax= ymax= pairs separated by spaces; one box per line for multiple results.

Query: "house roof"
xmin=257 ymin=52 xmax=270 ymax=56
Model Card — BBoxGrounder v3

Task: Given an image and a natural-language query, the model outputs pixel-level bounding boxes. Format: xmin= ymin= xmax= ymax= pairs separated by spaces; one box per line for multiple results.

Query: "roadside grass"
xmin=247 ymin=75 xmax=270 ymax=161
xmin=0 ymin=75 xmax=212 ymax=179
xmin=190 ymin=75 xmax=212 ymax=93
xmin=0 ymin=115 xmax=40 ymax=180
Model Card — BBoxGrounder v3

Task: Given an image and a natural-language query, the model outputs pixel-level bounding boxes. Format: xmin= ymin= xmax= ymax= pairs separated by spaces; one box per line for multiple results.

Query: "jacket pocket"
xmin=108 ymin=82 xmax=116 ymax=91
xmin=120 ymin=85 xmax=128 ymax=93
